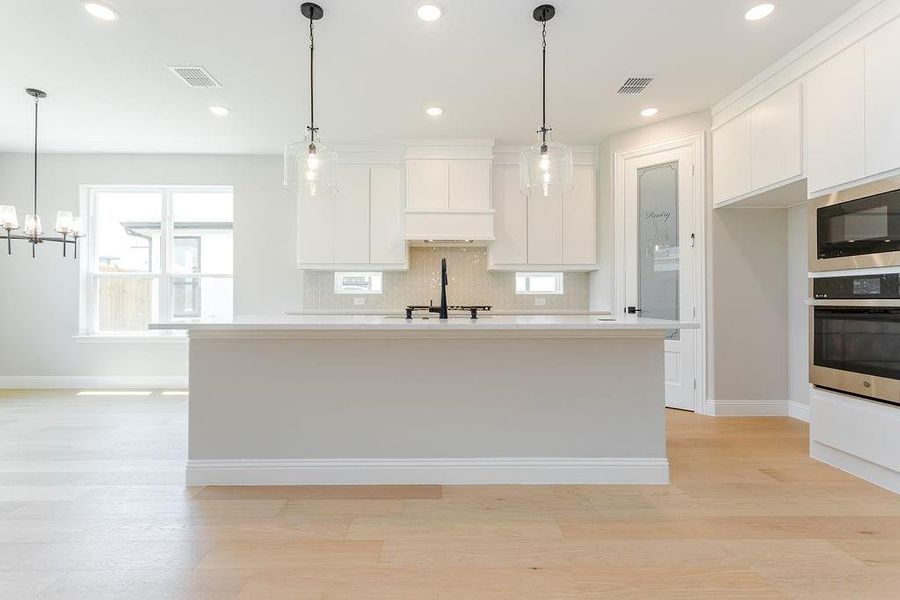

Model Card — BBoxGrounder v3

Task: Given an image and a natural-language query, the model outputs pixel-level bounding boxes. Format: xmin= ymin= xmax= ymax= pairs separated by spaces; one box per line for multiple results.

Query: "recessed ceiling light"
xmin=426 ymin=106 xmax=443 ymax=117
xmin=208 ymin=105 xmax=230 ymax=117
xmin=417 ymin=3 xmax=442 ymax=21
xmin=83 ymin=1 xmax=119 ymax=21
xmin=745 ymin=3 xmax=775 ymax=21
xmin=640 ymin=107 xmax=659 ymax=118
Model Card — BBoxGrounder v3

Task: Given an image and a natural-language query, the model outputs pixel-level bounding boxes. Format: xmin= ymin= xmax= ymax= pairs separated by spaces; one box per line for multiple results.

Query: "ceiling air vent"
xmin=167 ymin=66 xmax=222 ymax=88
xmin=617 ymin=76 xmax=654 ymax=95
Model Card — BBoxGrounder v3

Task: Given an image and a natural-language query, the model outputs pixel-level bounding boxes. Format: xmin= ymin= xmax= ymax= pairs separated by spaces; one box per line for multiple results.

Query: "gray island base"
xmin=152 ymin=315 xmax=699 ymax=485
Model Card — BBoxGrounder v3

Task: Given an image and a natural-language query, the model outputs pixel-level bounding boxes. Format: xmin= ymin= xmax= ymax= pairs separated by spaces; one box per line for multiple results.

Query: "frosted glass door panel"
xmin=638 ymin=162 xmax=679 ymax=340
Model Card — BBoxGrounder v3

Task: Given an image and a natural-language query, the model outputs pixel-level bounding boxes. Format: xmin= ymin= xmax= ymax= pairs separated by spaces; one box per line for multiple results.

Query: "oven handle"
xmin=807 ymin=299 xmax=900 ymax=307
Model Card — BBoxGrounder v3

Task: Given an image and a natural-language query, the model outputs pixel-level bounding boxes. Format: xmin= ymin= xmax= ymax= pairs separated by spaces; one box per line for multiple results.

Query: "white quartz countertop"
xmin=150 ymin=314 xmax=699 ymax=333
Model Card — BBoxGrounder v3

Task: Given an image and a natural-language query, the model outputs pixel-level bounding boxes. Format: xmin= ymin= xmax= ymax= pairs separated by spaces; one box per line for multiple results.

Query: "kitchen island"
xmin=152 ymin=315 xmax=698 ymax=485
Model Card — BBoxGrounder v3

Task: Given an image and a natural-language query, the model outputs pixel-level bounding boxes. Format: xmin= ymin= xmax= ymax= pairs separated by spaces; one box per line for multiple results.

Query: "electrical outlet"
xmin=354 ymin=297 xmax=365 ymax=306
xmin=534 ymin=297 xmax=546 ymax=306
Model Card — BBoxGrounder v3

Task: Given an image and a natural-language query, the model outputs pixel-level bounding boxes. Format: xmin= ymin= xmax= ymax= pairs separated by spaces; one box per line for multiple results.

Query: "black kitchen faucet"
xmin=428 ymin=257 xmax=449 ymax=320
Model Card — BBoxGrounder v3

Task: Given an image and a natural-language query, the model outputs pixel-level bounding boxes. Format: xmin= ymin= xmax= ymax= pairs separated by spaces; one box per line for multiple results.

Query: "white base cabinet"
xmin=297 ymin=165 xmax=407 ymax=270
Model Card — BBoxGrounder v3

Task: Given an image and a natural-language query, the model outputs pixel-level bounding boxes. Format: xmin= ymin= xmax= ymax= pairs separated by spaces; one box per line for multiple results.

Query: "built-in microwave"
xmin=810 ymin=273 xmax=900 ymax=406
xmin=809 ymin=176 xmax=900 ymax=272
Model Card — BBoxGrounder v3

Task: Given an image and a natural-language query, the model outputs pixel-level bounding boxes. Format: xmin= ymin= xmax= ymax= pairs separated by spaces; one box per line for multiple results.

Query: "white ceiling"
xmin=0 ymin=0 xmax=859 ymax=154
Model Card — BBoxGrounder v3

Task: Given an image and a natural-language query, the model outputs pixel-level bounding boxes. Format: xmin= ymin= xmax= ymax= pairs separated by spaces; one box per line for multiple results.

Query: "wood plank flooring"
xmin=1 ymin=390 xmax=900 ymax=598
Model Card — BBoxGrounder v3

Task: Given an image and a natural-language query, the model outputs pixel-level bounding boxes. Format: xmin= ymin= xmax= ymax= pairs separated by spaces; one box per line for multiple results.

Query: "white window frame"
xmin=334 ymin=272 xmax=383 ymax=295
xmin=515 ymin=272 xmax=564 ymax=295
xmin=78 ymin=185 xmax=233 ymax=339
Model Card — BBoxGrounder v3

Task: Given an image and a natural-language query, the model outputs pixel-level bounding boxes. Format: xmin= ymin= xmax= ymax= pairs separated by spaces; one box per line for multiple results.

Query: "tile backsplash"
xmin=301 ymin=246 xmax=590 ymax=312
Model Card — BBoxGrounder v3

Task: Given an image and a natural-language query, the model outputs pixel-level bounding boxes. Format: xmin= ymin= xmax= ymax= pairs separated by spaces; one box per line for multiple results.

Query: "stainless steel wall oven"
xmin=810 ymin=273 xmax=900 ymax=405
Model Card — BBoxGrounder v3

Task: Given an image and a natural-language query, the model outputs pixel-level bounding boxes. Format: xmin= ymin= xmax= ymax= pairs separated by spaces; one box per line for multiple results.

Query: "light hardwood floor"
xmin=2 ymin=391 xmax=900 ymax=599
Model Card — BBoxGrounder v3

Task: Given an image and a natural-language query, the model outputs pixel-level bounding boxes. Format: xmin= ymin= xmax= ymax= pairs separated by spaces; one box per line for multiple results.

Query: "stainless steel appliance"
xmin=810 ymin=273 xmax=900 ymax=405
xmin=809 ymin=175 xmax=900 ymax=272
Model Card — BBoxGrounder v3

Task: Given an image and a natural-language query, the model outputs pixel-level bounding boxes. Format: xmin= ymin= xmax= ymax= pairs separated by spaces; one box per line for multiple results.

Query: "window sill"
xmin=73 ymin=333 xmax=188 ymax=344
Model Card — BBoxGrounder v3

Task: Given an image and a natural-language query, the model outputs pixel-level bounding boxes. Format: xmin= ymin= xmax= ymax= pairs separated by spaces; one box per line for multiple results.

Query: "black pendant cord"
xmin=307 ymin=16 xmax=317 ymax=144
xmin=541 ymin=19 xmax=547 ymax=149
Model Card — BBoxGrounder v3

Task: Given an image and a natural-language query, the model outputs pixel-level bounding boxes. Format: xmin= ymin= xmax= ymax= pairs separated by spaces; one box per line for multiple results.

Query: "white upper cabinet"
xmin=332 ymin=166 xmax=370 ymax=265
xmin=865 ymin=16 xmax=900 ymax=178
xmin=750 ymin=82 xmax=803 ymax=191
xmin=712 ymin=112 xmax=751 ymax=205
xmin=489 ymin=166 xmax=527 ymax=266
xmin=805 ymin=43 xmax=866 ymax=194
xmin=297 ymin=164 xmax=407 ymax=270
xmin=562 ymin=167 xmax=598 ymax=265
xmin=369 ymin=167 xmax=406 ymax=266
xmin=527 ymin=188 xmax=564 ymax=265
xmin=406 ymin=160 xmax=450 ymax=211
xmin=490 ymin=164 xmax=597 ymax=270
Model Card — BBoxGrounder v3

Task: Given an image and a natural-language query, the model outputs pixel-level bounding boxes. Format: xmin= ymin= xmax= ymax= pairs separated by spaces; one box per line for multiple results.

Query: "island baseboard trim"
xmin=185 ymin=457 xmax=670 ymax=485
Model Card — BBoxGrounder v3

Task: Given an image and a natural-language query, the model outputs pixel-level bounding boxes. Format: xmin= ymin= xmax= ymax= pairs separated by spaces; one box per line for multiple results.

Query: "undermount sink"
xmin=383 ymin=315 xmax=493 ymax=320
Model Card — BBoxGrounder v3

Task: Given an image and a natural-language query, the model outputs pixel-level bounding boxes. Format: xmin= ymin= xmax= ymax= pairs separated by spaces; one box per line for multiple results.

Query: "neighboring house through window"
xmin=81 ymin=186 xmax=233 ymax=335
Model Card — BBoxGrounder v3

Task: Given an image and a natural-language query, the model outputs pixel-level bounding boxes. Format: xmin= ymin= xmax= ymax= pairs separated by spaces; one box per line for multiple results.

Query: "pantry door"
xmin=620 ymin=142 xmax=701 ymax=411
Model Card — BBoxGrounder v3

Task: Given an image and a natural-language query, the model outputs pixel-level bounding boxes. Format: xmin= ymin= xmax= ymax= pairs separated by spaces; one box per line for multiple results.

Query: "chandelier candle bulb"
xmin=24 ymin=215 xmax=42 ymax=237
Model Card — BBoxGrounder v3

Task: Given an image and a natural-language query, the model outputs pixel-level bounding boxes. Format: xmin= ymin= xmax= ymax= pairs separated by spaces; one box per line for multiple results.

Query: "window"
xmin=83 ymin=186 xmax=233 ymax=334
xmin=334 ymin=272 xmax=383 ymax=294
xmin=515 ymin=272 xmax=564 ymax=295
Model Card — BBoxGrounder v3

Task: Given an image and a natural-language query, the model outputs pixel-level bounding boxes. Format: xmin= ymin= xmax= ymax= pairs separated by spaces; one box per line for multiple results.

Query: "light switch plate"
xmin=534 ymin=297 xmax=546 ymax=306
xmin=354 ymin=297 xmax=365 ymax=306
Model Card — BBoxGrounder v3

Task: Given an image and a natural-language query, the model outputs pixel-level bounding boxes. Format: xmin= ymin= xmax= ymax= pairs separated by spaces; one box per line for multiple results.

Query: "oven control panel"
xmin=813 ymin=273 xmax=900 ymax=299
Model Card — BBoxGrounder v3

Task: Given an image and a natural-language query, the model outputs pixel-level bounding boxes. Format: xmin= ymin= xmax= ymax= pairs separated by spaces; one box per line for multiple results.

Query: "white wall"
xmin=787 ymin=204 xmax=810 ymax=405
xmin=0 ymin=153 xmax=296 ymax=383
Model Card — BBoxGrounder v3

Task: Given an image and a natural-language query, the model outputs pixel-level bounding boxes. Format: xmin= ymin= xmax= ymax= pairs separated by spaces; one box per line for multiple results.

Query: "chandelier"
xmin=519 ymin=4 xmax=573 ymax=198
xmin=1 ymin=88 xmax=84 ymax=258
xmin=284 ymin=2 xmax=338 ymax=197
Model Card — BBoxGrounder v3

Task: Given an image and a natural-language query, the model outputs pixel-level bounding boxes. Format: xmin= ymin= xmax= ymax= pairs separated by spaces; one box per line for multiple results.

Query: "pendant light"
xmin=284 ymin=2 xmax=337 ymax=197
xmin=519 ymin=4 xmax=573 ymax=198
xmin=1 ymin=89 xmax=83 ymax=258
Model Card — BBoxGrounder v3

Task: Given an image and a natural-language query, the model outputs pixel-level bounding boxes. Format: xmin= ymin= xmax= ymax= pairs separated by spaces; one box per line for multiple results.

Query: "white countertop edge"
xmin=150 ymin=315 xmax=699 ymax=337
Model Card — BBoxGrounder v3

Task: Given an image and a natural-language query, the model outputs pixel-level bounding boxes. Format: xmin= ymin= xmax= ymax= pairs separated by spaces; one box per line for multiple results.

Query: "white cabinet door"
xmin=527 ymin=189 xmax=563 ymax=265
xmin=865 ymin=16 xmax=900 ymax=177
xmin=750 ymin=83 xmax=802 ymax=190
xmin=333 ymin=166 xmax=370 ymax=264
xmin=712 ymin=112 xmax=751 ymax=204
xmin=370 ymin=166 xmax=406 ymax=265
xmin=490 ymin=166 xmax=527 ymax=265
xmin=297 ymin=193 xmax=334 ymax=265
xmin=407 ymin=160 xmax=449 ymax=211
xmin=805 ymin=43 xmax=865 ymax=194
xmin=563 ymin=166 xmax=597 ymax=265
xmin=449 ymin=160 xmax=491 ymax=211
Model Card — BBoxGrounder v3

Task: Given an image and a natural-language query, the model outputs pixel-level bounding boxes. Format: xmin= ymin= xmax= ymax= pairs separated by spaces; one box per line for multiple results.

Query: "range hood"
xmin=403 ymin=140 xmax=495 ymax=242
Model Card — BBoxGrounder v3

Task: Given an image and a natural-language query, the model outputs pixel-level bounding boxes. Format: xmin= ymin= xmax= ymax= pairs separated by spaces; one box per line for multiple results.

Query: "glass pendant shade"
xmin=284 ymin=134 xmax=338 ymax=197
xmin=519 ymin=136 xmax=574 ymax=197
xmin=70 ymin=216 xmax=83 ymax=235
xmin=0 ymin=205 xmax=18 ymax=229
xmin=24 ymin=214 xmax=42 ymax=236
xmin=55 ymin=210 xmax=73 ymax=233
